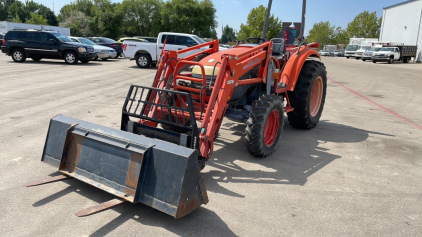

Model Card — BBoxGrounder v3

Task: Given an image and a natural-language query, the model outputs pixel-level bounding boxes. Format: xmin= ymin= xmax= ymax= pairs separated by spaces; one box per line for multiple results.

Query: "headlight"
xmin=78 ymin=47 xmax=87 ymax=52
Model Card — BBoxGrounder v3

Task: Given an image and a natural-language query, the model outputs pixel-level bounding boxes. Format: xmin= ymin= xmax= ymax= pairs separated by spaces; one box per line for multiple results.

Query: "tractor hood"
xmin=192 ymin=46 xmax=257 ymax=76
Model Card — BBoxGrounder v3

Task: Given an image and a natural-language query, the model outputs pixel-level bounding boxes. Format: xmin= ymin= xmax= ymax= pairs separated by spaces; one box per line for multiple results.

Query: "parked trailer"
xmin=0 ymin=21 xmax=70 ymax=36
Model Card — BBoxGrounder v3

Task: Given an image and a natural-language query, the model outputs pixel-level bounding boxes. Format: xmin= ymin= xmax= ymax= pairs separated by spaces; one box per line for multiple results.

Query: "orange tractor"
xmin=27 ymin=0 xmax=326 ymax=218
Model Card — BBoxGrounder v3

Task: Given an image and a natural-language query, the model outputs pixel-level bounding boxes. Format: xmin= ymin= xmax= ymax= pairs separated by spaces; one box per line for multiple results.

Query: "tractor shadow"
xmin=204 ymin=119 xmax=393 ymax=198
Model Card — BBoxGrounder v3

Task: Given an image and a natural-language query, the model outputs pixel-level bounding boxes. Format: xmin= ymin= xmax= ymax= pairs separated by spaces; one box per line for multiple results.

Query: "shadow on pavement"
xmin=29 ymin=120 xmax=391 ymax=236
xmin=128 ymin=65 xmax=158 ymax=70
xmin=31 ymin=177 xmax=237 ymax=237
xmin=204 ymin=119 xmax=393 ymax=197
xmin=6 ymin=60 xmax=102 ymax=66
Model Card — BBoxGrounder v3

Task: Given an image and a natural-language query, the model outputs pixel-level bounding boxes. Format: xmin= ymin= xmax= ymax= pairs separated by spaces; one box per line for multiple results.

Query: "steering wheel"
xmin=247 ymin=37 xmax=266 ymax=44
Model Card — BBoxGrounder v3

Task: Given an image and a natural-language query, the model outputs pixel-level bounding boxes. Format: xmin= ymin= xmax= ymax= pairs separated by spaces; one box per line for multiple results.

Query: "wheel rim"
xmin=264 ymin=109 xmax=280 ymax=147
xmin=310 ymin=76 xmax=323 ymax=117
xmin=13 ymin=51 xmax=22 ymax=61
xmin=138 ymin=56 xmax=148 ymax=66
xmin=66 ymin=53 xmax=75 ymax=63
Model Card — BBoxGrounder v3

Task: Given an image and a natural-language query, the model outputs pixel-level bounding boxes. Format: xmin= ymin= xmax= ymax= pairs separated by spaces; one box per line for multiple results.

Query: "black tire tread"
xmin=245 ymin=94 xmax=284 ymax=157
xmin=287 ymin=60 xmax=327 ymax=129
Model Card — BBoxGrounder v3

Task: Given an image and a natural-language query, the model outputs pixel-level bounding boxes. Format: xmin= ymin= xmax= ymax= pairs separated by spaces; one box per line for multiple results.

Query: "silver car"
xmin=69 ymin=36 xmax=117 ymax=60
xmin=319 ymin=50 xmax=330 ymax=56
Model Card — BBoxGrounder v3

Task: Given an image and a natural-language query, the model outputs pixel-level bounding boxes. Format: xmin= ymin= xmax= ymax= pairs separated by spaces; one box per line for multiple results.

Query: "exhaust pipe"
xmin=299 ymin=0 xmax=307 ymax=42
xmin=261 ymin=0 xmax=273 ymax=41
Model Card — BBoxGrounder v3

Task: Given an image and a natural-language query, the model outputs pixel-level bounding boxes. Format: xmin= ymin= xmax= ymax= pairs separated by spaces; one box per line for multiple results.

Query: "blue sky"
xmin=38 ymin=0 xmax=404 ymax=37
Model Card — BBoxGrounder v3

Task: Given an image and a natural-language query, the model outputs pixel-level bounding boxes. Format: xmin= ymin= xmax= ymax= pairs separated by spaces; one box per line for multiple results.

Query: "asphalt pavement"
xmin=0 ymin=55 xmax=421 ymax=236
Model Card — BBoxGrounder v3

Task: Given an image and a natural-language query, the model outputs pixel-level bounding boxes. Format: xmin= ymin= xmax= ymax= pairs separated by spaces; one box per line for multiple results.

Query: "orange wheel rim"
xmin=264 ymin=109 xmax=280 ymax=147
xmin=310 ymin=77 xmax=323 ymax=117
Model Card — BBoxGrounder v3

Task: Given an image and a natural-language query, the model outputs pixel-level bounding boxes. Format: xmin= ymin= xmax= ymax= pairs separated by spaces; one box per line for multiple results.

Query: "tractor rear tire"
xmin=287 ymin=60 xmax=327 ymax=129
xmin=245 ymin=94 xmax=284 ymax=157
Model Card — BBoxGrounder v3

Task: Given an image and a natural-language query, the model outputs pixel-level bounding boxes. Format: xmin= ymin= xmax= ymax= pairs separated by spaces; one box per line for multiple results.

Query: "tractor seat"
xmin=271 ymin=38 xmax=286 ymax=60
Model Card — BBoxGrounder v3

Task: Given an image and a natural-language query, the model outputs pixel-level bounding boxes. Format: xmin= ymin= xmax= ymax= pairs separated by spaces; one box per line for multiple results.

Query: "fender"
xmin=281 ymin=48 xmax=321 ymax=91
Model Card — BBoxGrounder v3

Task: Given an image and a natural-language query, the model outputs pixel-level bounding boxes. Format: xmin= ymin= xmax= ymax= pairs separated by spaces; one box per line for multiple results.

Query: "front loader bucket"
xmin=41 ymin=114 xmax=208 ymax=218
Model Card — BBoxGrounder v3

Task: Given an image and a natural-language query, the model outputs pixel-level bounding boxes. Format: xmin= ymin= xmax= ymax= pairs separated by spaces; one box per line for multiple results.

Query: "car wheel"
xmin=12 ymin=49 xmax=26 ymax=62
xmin=373 ymin=61 xmax=377 ymax=63
xmin=64 ymin=51 xmax=78 ymax=64
xmin=80 ymin=60 xmax=89 ymax=64
xmin=102 ymin=58 xmax=108 ymax=61
xmin=136 ymin=53 xmax=151 ymax=68
xmin=93 ymin=56 xmax=98 ymax=61
xmin=362 ymin=59 xmax=366 ymax=61
xmin=346 ymin=57 xmax=349 ymax=59
xmin=32 ymin=57 xmax=41 ymax=61
xmin=388 ymin=56 xmax=394 ymax=64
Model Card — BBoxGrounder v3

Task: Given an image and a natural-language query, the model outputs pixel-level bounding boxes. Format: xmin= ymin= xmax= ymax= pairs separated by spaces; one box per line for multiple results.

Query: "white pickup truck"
xmin=372 ymin=46 xmax=417 ymax=64
xmin=123 ymin=32 xmax=221 ymax=68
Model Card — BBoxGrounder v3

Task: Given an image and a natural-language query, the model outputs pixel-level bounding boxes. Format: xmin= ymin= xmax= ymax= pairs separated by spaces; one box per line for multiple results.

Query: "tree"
xmin=237 ymin=5 xmax=281 ymax=41
xmin=90 ymin=0 xmax=123 ymax=39
xmin=346 ymin=11 xmax=381 ymax=38
xmin=59 ymin=10 xmax=92 ymax=37
xmin=12 ymin=13 xmax=22 ymax=22
xmin=333 ymin=26 xmax=348 ymax=45
xmin=203 ymin=28 xmax=217 ymax=39
xmin=26 ymin=12 xmax=48 ymax=25
xmin=0 ymin=0 xmax=17 ymax=21
xmin=120 ymin=0 xmax=162 ymax=37
xmin=220 ymin=25 xmax=236 ymax=44
xmin=161 ymin=0 xmax=217 ymax=37
xmin=58 ymin=0 xmax=94 ymax=22
xmin=7 ymin=1 xmax=25 ymax=22
xmin=5 ymin=0 xmax=56 ymax=25
xmin=306 ymin=21 xmax=335 ymax=48
xmin=37 ymin=5 xmax=58 ymax=26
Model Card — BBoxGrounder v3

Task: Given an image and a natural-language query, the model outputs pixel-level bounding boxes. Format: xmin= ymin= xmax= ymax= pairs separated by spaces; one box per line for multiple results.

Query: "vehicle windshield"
xmin=382 ymin=48 xmax=394 ymax=52
xmin=192 ymin=35 xmax=205 ymax=44
xmin=345 ymin=45 xmax=359 ymax=51
xmin=334 ymin=51 xmax=341 ymax=52
xmin=369 ymin=48 xmax=380 ymax=51
xmin=359 ymin=46 xmax=371 ymax=50
xmin=78 ymin=38 xmax=96 ymax=45
xmin=51 ymin=33 xmax=72 ymax=42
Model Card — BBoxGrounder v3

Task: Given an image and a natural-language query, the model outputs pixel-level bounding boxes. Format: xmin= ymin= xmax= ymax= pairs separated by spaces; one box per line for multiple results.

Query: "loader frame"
xmin=123 ymin=39 xmax=320 ymax=162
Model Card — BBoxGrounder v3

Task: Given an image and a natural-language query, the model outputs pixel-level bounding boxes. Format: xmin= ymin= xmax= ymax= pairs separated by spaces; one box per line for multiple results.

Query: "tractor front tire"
xmin=245 ymin=94 xmax=284 ymax=157
xmin=287 ymin=60 xmax=327 ymax=129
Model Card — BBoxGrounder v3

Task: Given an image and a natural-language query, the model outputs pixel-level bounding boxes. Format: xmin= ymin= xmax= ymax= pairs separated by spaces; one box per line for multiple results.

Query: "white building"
xmin=379 ymin=0 xmax=422 ymax=62
xmin=0 ymin=21 xmax=70 ymax=36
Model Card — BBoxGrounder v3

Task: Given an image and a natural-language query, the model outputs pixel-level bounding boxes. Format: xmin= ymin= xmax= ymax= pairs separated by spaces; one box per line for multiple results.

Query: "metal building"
xmin=379 ymin=0 xmax=422 ymax=62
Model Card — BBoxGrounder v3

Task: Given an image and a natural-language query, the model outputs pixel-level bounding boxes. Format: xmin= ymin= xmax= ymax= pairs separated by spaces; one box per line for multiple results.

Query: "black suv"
xmin=1 ymin=30 xmax=96 ymax=64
